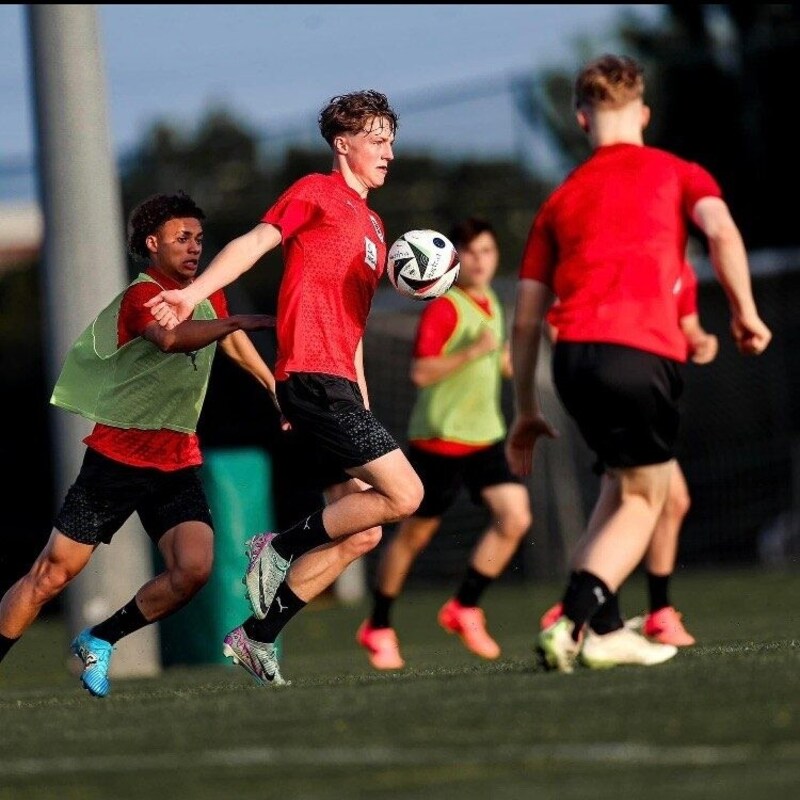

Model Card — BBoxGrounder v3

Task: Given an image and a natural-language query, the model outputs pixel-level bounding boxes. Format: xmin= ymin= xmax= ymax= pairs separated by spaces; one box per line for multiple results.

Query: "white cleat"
xmin=580 ymin=626 xmax=678 ymax=669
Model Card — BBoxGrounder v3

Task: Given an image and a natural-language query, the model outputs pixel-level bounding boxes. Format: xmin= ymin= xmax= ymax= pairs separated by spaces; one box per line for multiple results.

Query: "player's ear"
xmin=333 ymin=135 xmax=348 ymax=155
xmin=641 ymin=104 xmax=651 ymax=130
xmin=576 ymin=109 xmax=590 ymax=133
xmin=145 ymin=234 xmax=159 ymax=255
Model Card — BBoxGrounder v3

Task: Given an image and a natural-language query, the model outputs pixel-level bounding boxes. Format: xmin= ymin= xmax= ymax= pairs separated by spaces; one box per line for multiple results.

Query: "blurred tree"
xmin=119 ymin=109 xmax=550 ymax=309
xmin=518 ymin=4 xmax=800 ymax=250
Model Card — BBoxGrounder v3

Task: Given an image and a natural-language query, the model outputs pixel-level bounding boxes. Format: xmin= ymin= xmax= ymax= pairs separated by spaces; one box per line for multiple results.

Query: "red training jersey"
xmin=520 ymin=143 xmax=721 ymax=361
xmin=676 ymin=259 xmax=698 ymax=320
xmin=262 ymin=171 xmax=387 ymax=382
xmin=411 ymin=292 xmax=494 ymax=456
xmin=84 ymin=266 xmax=229 ymax=471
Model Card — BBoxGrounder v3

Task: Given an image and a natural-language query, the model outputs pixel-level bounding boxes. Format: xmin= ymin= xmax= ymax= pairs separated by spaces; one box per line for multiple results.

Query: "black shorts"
xmin=409 ymin=440 xmax=523 ymax=518
xmin=276 ymin=373 xmax=400 ymax=492
xmin=552 ymin=342 xmax=683 ymax=473
xmin=55 ymin=448 xmax=213 ymax=546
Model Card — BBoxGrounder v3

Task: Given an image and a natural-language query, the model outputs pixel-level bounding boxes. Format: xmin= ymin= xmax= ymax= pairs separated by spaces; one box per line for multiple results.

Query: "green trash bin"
xmin=156 ymin=446 xmax=279 ymax=666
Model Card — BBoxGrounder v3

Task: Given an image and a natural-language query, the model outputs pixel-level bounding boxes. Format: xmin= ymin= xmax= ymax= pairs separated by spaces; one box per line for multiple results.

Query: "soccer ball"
xmin=386 ymin=229 xmax=460 ymax=301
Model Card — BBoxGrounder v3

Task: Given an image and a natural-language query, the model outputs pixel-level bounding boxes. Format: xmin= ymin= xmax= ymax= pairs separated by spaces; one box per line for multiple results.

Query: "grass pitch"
xmin=1 ymin=567 xmax=798 ymax=800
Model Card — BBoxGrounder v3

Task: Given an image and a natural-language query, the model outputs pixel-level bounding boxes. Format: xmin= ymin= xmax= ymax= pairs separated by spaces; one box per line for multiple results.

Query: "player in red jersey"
xmin=539 ymin=260 xmax=719 ymax=647
xmin=145 ymin=91 xmax=424 ymax=686
xmin=0 ymin=192 xmax=277 ymax=696
xmin=506 ymin=54 xmax=771 ymax=673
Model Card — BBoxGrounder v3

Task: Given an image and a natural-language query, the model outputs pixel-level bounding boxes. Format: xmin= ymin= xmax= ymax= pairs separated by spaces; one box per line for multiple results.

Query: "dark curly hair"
xmin=318 ymin=89 xmax=398 ymax=146
xmin=127 ymin=191 xmax=206 ymax=261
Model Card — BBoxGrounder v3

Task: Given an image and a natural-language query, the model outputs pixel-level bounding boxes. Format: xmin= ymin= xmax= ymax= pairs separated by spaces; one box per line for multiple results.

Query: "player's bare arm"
xmin=146 ymin=222 xmax=283 ymax=328
xmin=410 ymin=328 xmax=498 ymax=388
xmin=142 ymin=314 xmax=275 ymax=353
xmin=692 ymin=197 xmax=772 ymax=355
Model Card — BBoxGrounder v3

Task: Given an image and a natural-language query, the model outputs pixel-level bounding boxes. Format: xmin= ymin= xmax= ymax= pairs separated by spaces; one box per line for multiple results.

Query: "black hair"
xmin=447 ymin=216 xmax=498 ymax=250
xmin=127 ymin=191 xmax=206 ymax=261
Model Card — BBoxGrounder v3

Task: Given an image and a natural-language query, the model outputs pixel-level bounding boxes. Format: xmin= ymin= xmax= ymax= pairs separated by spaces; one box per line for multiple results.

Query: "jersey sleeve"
xmin=209 ymin=288 xmax=229 ymax=319
xmin=413 ymin=297 xmax=459 ymax=358
xmin=682 ymin=161 xmax=723 ymax=217
xmin=261 ymin=180 xmax=322 ymax=240
xmin=118 ymin=281 xmax=163 ymax=344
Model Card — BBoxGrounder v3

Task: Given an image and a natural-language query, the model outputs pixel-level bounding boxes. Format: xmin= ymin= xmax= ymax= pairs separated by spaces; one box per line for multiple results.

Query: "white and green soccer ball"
xmin=386 ymin=229 xmax=461 ymax=301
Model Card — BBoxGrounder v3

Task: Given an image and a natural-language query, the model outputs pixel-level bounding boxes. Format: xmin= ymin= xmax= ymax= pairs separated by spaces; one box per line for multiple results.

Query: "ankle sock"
xmin=271 ymin=509 xmax=331 ymax=561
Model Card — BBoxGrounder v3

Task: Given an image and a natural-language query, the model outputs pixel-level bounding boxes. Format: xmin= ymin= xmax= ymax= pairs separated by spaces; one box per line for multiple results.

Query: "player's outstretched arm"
xmin=142 ymin=314 xmax=275 ymax=354
xmin=145 ymin=222 xmax=283 ymax=328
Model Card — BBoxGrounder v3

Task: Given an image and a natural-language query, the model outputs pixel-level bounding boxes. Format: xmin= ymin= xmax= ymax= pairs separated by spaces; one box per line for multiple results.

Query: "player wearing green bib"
xmin=358 ymin=217 xmax=533 ymax=669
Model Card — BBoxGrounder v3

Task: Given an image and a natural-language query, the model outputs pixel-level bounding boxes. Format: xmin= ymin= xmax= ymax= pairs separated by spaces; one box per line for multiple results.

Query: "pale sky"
xmin=0 ymin=4 xmax=666 ymax=201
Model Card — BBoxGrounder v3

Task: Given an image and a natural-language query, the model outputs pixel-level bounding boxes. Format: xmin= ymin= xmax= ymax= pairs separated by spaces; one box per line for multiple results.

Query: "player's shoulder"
xmin=287 ymin=172 xmax=334 ymax=196
xmin=419 ymin=293 xmax=458 ymax=324
xmin=121 ymin=274 xmax=161 ymax=304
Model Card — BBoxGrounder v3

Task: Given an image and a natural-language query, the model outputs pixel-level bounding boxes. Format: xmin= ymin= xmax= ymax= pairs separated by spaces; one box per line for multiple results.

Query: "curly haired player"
xmin=0 ymin=191 xmax=277 ymax=697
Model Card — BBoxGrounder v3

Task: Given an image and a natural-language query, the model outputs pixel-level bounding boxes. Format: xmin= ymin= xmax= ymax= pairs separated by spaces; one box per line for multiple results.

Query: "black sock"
xmin=270 ymin=509 xmax=331 ymax=562
xmin=562 ymin=570 xmax=612 ymax=641
xmin=646 ymin=572 xmax=671 ymax=612
xmin=243 ymin=582 xmax=306 ymax=644
xmin=90 ymin=598 xmax=149 ymax=645
xmin=589 ymin=591 xmax=624 ymax=635
xmin=0 ymin=633 xmax=20 ymax=663
xmin=370 ymin=590 xmax=396 ymax=629
xmin=455 ymin=566 xmax=493 ymax=608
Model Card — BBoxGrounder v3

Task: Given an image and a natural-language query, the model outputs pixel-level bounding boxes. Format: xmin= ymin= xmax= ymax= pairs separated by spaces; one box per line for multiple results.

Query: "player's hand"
xmin=145 ymin=289 xmax=195 ymax=329
xmin=730 ymin=311 xmax=772 ymax=356
xmin=505 ymin=412 xmax=559 ymax=478
xmin=470 ymin=327 xmax=498 ymax=359
xmin=689 ymin=331 xmax=719 ymax=364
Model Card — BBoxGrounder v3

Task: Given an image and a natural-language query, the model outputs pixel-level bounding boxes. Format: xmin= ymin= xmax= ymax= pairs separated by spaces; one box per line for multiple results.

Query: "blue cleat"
xmin=70 ymin=628 xmax=114 ymax=698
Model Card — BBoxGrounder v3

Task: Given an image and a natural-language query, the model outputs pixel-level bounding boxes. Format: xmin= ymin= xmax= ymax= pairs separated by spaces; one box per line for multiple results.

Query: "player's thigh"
xmin=137 ymin=466 xmax=213 ymax=547
xmin=55 ymin=448 xmax=144 ymax=546
xmin=276 ymin=373 xmax=400 ymax=475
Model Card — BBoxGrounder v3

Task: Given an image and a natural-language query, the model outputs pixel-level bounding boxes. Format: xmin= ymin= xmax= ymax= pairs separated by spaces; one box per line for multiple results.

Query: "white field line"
xmin=1 ymin=742 xmax=799 ymax=777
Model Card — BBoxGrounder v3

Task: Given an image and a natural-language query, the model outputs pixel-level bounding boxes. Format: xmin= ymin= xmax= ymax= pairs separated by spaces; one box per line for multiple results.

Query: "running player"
xmin=357 ymin=217 xmax=532 ymax=669
xmin=145 ymin=91 xmax=424 ymax=686
xmin=506 ymin=54 xmax=771 ymax=673
xmin=0 ymin=192 xmax=277 ymax=696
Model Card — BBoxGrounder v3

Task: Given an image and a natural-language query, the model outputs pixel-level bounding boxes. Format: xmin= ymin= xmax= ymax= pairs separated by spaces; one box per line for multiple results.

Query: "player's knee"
xmin=343 ymin=527 xmax=382 ymax=559
xmin=666 ymin=486 xmax=691 ymax=520
xmin=171 ymin=550 xmax=213 ymax=597
xmin=30 ymin=560 xmax=74 ymax=603
xmin=389 ymin=475 xmax=424 ymax=521
xmin=499 ymin=507 xmax=532 ymax=541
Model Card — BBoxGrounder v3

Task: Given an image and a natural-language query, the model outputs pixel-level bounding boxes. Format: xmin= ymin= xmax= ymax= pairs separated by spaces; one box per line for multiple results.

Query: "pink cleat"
xmin=539 ymin=601 xmax=564 ymax=631
xmin=356 ymin=620 xmax=405 ymax=670
xmin=642 ymin=606 xmax=696 ymax=647
xmin=438 ymin=599 xmax=501 ymax=660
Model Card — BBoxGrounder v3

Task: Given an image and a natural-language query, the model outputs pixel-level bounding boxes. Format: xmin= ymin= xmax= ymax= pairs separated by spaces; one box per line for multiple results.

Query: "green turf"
xmin=1 ymin=567 xmax=798 ymax=800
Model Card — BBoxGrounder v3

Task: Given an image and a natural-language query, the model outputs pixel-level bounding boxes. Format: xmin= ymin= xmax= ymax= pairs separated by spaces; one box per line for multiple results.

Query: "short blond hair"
xmin=574 ymin=54 xmax=644 ymax=110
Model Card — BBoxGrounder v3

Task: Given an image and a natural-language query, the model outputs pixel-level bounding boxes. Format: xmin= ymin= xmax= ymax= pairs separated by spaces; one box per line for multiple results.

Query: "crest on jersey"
xmin=364 ymin=237 xmax=378 ymax=271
